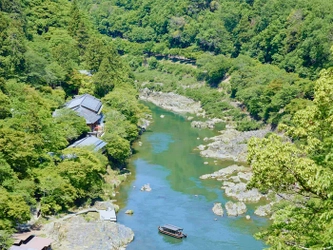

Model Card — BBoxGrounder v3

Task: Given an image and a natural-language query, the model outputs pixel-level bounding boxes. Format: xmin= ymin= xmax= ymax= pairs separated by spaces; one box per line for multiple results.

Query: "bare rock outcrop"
xmin=225 ymin=201 xmax=247 ymax=216
xmin=44 ymin=216 xmax=134 ymax=250
xmin=139 ymin=88 xmax=202 ymax=114
xmin=141 ymin=183 xmax=152 ymax=192
xmin=200 ymin=165 xmax=248 ymax=180
xmin=201 ymin=165 xmax=265 ymax=203
xmin=191 ymin=118 xmax=224 ymax=129
xmin=199 ymin=128 xmax=269 ymax=162
xmin=222 ymin=182 xmax=264 ymax=202
xmin=212 ymin=203 xmax=224 ymax=216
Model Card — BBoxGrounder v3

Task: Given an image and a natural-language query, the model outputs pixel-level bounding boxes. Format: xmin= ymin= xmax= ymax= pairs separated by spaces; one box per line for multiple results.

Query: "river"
xmin=116 ymin=103 xmax=267 ymax=250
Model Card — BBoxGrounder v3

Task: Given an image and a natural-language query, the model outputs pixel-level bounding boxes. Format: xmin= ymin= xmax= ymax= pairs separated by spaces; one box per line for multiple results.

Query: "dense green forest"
xmin=79 ymin=0 xmax=333 ymax=130
xmin=80 ymin=0 xmax=333 ymax=79
xmin=0 ymin=0 xmax=147 ymax=248
xmin=247 ymin=68 xmax=333 ymax=249
xmin=0 ymin=0 xmax=333 ymax=249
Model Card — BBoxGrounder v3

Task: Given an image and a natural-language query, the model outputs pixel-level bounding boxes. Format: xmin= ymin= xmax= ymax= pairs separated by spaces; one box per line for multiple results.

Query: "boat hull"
xmin=158 ymin=227 xmax=187 ymax=239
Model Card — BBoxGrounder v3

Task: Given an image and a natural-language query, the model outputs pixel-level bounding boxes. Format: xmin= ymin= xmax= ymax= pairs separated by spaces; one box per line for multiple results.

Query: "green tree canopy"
xmin=247 ymin=67 xmax=333 ymax=249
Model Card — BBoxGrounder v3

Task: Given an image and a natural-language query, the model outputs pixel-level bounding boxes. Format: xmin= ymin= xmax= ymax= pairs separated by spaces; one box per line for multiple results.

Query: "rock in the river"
xmin=223 ymin=182 xmax=264 ymax=202
xmin=160 ymin=115 xmax=165 ymax=118
xmin=141 ymin=183 xmax=152 ymax=192
xmin=44 ymin=216 xmax=134 ymax=250
xmin=254 ymin=204 xmax=272 ymax=217
xmin=246 ymin=215 xmax=251 ymax=220
xmin=197 ymin=145 xmax=206 ymax=151
xmin=212 ymin=203 xmax=224 ymax=216
xmin=225 ymin=201 xmax=247 ymax=216
xmin=125 ymin=210 xmax=134 ymax=215
xmin=201 ymin=164 xmax=264 ymax=203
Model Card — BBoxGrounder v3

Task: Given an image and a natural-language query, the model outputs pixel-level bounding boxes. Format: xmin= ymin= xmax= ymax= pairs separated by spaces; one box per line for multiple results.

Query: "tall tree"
xmin=68 ymin=0 xmax=90 ymax=53
xmin=247 ymin=67 xmax=333 ymax=249
xmin=93 ymin=45 xmax=128 ymax=97
xmin=83 ymin=37 xmax=105 ymax=72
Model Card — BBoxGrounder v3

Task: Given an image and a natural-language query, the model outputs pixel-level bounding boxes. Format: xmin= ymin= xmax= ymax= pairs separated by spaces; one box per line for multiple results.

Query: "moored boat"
xmin=158 ymin=224 xmax=187 ymax=239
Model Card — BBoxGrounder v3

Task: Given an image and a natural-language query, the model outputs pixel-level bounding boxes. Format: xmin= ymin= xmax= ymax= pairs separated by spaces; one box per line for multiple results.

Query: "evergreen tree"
xmin=68 ymin=0 xmax=90 ymax=53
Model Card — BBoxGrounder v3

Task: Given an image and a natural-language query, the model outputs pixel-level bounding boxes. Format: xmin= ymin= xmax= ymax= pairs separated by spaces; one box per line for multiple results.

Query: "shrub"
xmin=236 ymin=119 xmax=261 ymax=131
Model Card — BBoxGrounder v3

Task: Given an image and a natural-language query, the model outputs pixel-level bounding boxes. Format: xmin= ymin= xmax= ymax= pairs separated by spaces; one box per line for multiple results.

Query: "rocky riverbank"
xmin=198 ymin=127 xmax=270 ymax=162
xmin=34 ymin=201 xmax=134 ymax=250
xmin=139 ymin=89 xmax=270 ymax=163
xmin=201 ymin=164 xmax=270 ymax=217
xmin=139 ymin=88 xmax=203 ymax=114
xmin=201 ymin=164 xmax=279 ymax=217
xmin=138 ymin=89 xmax=276 ymax=217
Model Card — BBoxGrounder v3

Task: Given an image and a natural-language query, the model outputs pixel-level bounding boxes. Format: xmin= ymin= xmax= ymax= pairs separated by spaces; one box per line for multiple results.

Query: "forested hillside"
xmin=79 ymin=0 xmax=333 ymax=129
xmin=78 ymin=0 xmax=333 ymax=249
xmin=0 ymin=0 xmax=146 ymax=248
xmin=81 ymin=0 xmax=333 ymax=78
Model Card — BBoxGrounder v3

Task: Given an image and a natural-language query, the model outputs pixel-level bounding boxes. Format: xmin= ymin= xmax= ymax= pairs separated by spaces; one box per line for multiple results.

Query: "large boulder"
xmin=212 ymin=203 xmax=224 ymax=216
xmin=44 ymin=216 xmax=134 ymax=250
xmin=141 ymin=183 xmax=152 ymax=192
xmin=125 ymin=210 xmax=134 ymax=215
xmin=225 ymin=201 xmax=247 ymax=216
xmin=223 ymin=183 xmax=264 ymax=202
xmin=201 ymin=164 xmax=264 ymax=203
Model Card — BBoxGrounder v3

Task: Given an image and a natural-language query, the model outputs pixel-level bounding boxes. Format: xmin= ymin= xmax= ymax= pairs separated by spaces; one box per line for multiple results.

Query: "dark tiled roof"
xmin=65 ymin=94 xmax=103 ymax=124
xmin=68 ymin=136 xmax=107 ymax=152
xmin=72 ymin=106 xmax=101 ymax=124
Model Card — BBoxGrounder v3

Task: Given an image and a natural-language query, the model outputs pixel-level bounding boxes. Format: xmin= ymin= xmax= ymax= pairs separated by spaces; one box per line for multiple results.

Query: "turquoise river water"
xmin=116 ymin=103 xmax=267 ymax=250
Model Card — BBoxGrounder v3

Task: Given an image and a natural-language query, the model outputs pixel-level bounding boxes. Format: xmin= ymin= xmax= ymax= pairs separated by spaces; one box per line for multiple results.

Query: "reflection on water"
xmin=147 ymin=133 xmax=174 ymax=153
xmin=116 ymin=103 xmax=267 ymax=249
